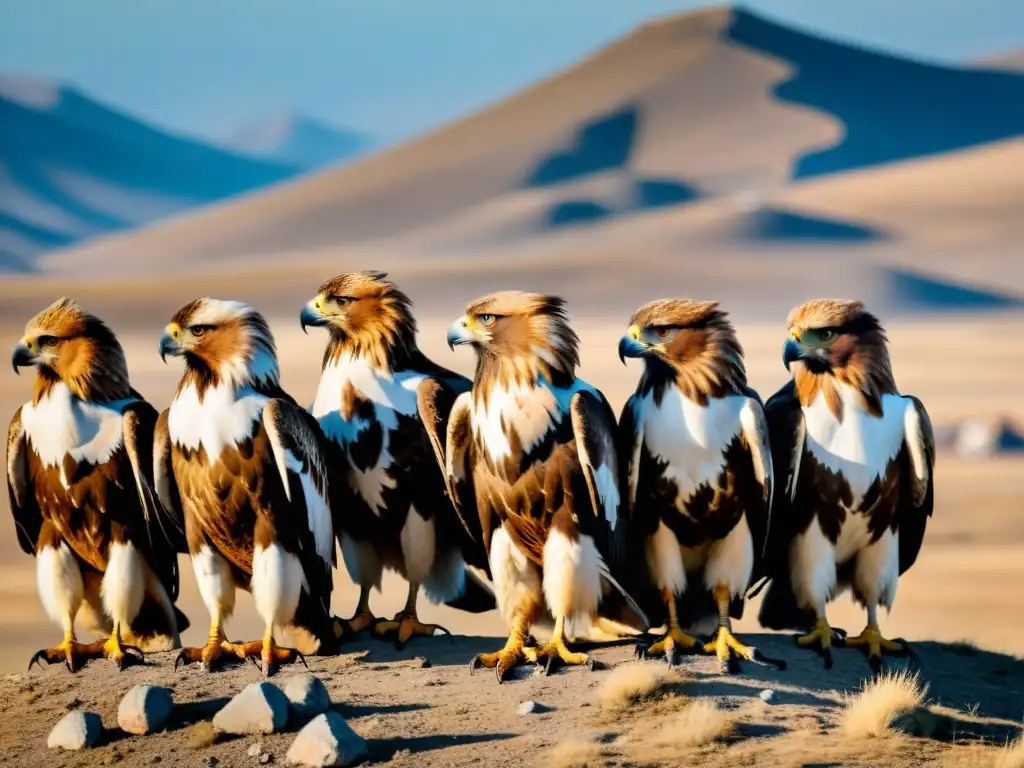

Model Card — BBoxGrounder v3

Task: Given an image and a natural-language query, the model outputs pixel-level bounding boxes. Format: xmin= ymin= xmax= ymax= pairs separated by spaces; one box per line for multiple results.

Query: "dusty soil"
xmin=1 ymin=632 xmax=1021 ymax=768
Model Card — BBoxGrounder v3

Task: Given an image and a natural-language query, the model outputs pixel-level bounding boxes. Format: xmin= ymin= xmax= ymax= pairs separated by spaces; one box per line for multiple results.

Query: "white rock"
xmin=213 ymin=682 xmax=290 ymax=735
xmin=283 ymin=674 xmax=332 ymax=720
xmin=248 ymin=742 xmax=265 ymax=757
xmin=286 ymin=712 xmax=368 ymax=767
xmin=47 ymin=710 xmax=102 ymax=750
xmin=759 ymin=689 xmax=776 ymax=703
xmin=117 ymin=685 xmax=174 ymax=735
xmin=517 ymin=701 xmax=537 ymax=715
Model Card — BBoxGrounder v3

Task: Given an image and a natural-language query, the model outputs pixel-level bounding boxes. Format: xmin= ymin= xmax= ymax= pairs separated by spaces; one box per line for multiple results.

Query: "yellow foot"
xmin=174 ymin=636 xmax=288 ymax=673
xmin=703 ymin=626 xmax=786 ymax=673
xmin=101 ymin=634 xmax=145 ymax=671
xmin=795 ymin=618 xmax=844 ymax=670
xmin=469 ymin=640 xmax=528 ymax=683
xmin=636 ymin=627 xmax=700 ymax=667
xmin=840 ymin=624 xmax=915 ymax=673
xmin=28 ymin=636 xmax=118 ymax=673
xmin=523 ymin=637 xmax=594 ymax=676
xmin=342 ymin=609 xmax=377 ymax=635
xmin=373 ymin=612 xmax=451 ymax=649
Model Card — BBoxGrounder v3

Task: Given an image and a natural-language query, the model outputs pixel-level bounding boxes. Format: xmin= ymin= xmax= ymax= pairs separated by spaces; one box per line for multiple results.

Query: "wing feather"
xmin=261 ymin=398 xmax=336 ymax=611
xmin=7 ymin=407 xmax=40 ymax=555
xmin=443 ymin=391 xmax=494 ymax=572
xmin=897 ymin=395 xmax=934 ymax=574
xmin=739 ymin=397 xmax=773 ymax=567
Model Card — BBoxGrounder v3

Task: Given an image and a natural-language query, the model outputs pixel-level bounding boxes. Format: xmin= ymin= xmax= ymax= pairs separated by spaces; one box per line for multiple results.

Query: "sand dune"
xmin=218 ymin=111 xmax=371 ymax=169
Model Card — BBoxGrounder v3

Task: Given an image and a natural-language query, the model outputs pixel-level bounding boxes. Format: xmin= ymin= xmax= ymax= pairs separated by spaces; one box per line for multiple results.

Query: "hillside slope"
xmin=0 ymin=75 xmax=296 ymax=271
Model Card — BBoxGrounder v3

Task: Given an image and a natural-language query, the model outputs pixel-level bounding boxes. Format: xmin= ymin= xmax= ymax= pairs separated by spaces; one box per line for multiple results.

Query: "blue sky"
xmin=1 ymin=0 xmax=1022 ymax=143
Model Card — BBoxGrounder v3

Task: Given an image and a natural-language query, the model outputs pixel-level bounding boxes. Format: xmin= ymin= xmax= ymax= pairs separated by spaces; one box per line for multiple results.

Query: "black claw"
xmin=65 ymin=656 xmax=76 ymax=673
xmin=524 ymin=634 xmax=538 ymax=648
xmin=436 ymin=625 xmax=452 ymax=637
xmin=868 ymin=654 xmax=883 ymax=675
xmin=174 ymin=650 xmax=191 ymax=671
xmin=248 ymin=656 xmax=261 ymax=671
xmin=469 ymin=656 xmax=481 ymax=676
xmin=633 ymin=644 xmax=646 ymax=660
xmin=665 ymin=647 xmax=678 ymax=668
xmin=544 ymin=654 xmax=557 ymax=677
xmin=586 ymin=658 xmax=600 ymax=672
xmin=823 ymin=647 xmax=834 ymax=670
xmin=29 ymin=651 xmax=46 ymax=672
xmin=495 ymin=666 xmax=506 ymax=684
xmin=297 ymin=652 xmax=308 ymax=670
xmin=262 ymin=658 xmax=276 ymax=678
xmin=751 ymin=649 xmax=788 ymax=672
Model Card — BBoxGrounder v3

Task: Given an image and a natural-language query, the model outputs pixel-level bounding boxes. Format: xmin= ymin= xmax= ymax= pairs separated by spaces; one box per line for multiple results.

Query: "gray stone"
xmin=759 ymin=689 xmax=776 ymax=704
xmin=213 ymin=682 xmax=290 ymax=735
xmin=47 ymin=710 xmax=102 ymax=750
xmin=286 ymin=712 xmax=368 ymax=767
xmin=282 ymin=674 xmax=331 ymax=720
xmin=248 ymin=742 xmax=265 ymax=758
xmin=518 ymin=701 xmax=537 ymax=715
xmin=117 ymin=685 xmax=174 ymax=735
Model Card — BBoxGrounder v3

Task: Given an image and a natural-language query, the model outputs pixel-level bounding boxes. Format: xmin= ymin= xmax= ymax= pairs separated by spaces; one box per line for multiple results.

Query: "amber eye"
xmin=39 ymin=335 xmax=58 ymax=349
xmin=820 ymin=329 xmax=835 ymax=341
xmin=478 ymin=314 xmax=496 ymax=328
xmin=656 ymin=328 xmax=670 ymax=339
xmin=191 ymin=325 xmax=211 ymax=338
xmin=335 ymin=296 xmax=352 ymax=307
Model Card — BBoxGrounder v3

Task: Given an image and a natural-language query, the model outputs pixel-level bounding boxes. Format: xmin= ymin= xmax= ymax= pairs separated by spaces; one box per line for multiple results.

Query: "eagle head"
xmin=12 ymin=297 xmax=130 ymax=403
xmin=299 ymin=271 xmax=415 ymax=369
xmin=619 ymin=299 xmax=746 ymax=401
xmin=784 ymin=299 xmax=896 ymax=403
xmin=448 ymin=291 xmax=579 ymax=386
xmin=160 ymin=298 xmax=278 ymax=389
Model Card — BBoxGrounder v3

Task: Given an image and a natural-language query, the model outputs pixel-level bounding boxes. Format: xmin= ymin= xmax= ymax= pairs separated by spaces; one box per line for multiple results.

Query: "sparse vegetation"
xmin=597 ymin=661 xmax=685 ymax=711
xmin=186 ymin=721 xmax=218 ymax=749
xmin=996 ymin=736 xmax=1024 ymax=768
xmin=655 ymin=699 xmax=735 ymax=748
xmin=546 ymin=740 xmax=602 ymax=768
xmin=840 ymin=669 xmax=928 ymax=739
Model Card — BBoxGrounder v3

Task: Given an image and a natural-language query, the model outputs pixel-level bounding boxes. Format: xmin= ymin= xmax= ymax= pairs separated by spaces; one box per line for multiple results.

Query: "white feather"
xmin=637 ymin=388 xmax=750 ymax=502
xmin=19 ymin=382 xmax=135 ymax=471
xmin=252 ymin=543 xmax=305 ymax=629
xmin=399 ymin=507 xmax=436 ymax=584
xmin=904 ymin=402 xmax=930 ymax=486
xmin=489 ymin=525 xmax=542 ymax=626
xmin=168 ymin=381 xmax=266 ymax=462
xmin=789 ymin=519 xmax=837 ymax=612
xmin=852 ymin=529 xmax=900 ymax=609
xmin=646 ymin=521 xmax=686 ymax=595
xmin=36 ymin=542 xmax=83 ymax=632
xmin=592 ymin=463 xmax=619 ymax=528
xmin=192 ymin=545 xmax=237 ymax=623
xmin=284 ymin=450 xmax=334 ymax=568
xmin=701 ymin=513 xmax=754 ymax=598
xmin=541 ymin=530 xmax=603 ymax=619
xmin=311 ymin=353 xmax=423 ymax=515
xmin=338 ymin=531 xmax=383 ymax=591
xmin=803 ymin=382 xmax=908 ymax=505
xmin=424 ymin=546 xmax=467 ymax=604
xmin=101 ymin=541 xmax=146 ymax=628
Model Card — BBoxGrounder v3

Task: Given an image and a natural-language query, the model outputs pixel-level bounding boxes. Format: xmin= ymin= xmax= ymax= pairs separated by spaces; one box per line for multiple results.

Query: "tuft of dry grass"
xmin=546 ymin=740 xmax=602 ymax=768
xmin=996 ymin=736 xmax=1024 ymax=768
xmin=655 ymin=699 xmax=735 ymax=748
xmin=598 ymin=661 xmax=684 ymax=711
xmin=840 ymin=669 xmax=928 ymax=739
xmin=186 ymin=721 xmax=218 ymax=749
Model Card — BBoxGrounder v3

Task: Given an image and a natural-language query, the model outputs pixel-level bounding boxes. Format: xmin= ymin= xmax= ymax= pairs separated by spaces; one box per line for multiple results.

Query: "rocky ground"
xmin=1 ymin=633 xmax=1021 ymax=767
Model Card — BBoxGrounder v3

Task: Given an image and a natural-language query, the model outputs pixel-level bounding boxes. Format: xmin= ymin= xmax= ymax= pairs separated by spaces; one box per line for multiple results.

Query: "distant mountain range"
xmin=0 ymin=76 xmax=370 ymax=270
xmin=219 ymin=112 xmax=371 ymax=170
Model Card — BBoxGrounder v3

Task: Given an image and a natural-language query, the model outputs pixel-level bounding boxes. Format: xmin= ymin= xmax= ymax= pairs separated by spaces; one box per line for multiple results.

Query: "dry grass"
xmin=840 ymin=669 xmax=929 ymax=739
xmin=654 ymin=699 xmax=735 ymax=748
xmin=996 ymin=737 xmax=1024 ymax=768
xmin=186 ymin=721 xmax=218 ymax=749
xmin=545 ymin=740 xmax=602 ymax=768
xmin=597 ymin=661 xmax=684 ymax=711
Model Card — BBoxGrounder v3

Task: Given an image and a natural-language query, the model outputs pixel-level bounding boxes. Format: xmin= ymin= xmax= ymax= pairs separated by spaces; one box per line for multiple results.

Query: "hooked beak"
xmin=300 ymin=303 xmax=329 ymax=335
xmin=11 ymin=340 xmax=35 ymax=375
xmin=783 ymin=336 xmax=802 ymax=371
xmin=447 ymin=317 xmax=472 ymax=350
xmin=159 ymin=328 xmax=182 ymax=364
xmin=618 ymin=335 xmax=648 ymax=364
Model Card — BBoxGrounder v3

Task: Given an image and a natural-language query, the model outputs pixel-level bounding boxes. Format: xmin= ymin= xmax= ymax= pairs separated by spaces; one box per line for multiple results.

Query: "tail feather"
xmin=597 ymin=569 xmax=649 ymax=633
xmin=443 ymin=567 xmax=496 ymax=613
xmin=126 ymin=593 xmax=188 ymax=652
xmin=756 ymin=572 xmax=816 ymax=632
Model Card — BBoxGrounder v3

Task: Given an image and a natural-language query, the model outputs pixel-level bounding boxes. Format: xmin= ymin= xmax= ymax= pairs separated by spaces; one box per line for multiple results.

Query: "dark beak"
xmin=447 ymin=318 xmax=471 ymax=350
xmin=300 ymin=304 xmax=329 ymax=335
xmin=11 ymin=341 xmax=34 ymax=374
xmin=159 ymin=332 xmax=180 ymax=364
xmin=618 ymin=336 xmax=647 ymax=364
xmin=783 ymin=337 xmax=802 ymax=371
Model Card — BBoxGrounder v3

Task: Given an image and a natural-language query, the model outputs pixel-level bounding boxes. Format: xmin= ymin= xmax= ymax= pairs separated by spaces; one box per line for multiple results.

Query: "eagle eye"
xmin=191 ymin=324 xmax=214 ymax=338
xmin=334 ymin=296 xmax=353 ymax=307
xmin=656 ymin=328 xmax=671 ymax=339
xmin=39 ymin=335 xmax=58 ymax=349
xmin=478 ymin=314 xmax=496 ymax=328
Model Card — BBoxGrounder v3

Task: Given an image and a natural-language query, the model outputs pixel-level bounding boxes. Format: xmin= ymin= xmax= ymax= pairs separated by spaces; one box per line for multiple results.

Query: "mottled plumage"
xmin=300 ymin=272 xmax=494 ymax=647
xmin=8 ymin=298 xmax=188 ymax=672
xmin=756 ymin=299 xmax=935 ymax=672
xmin=160 ymin=298 xmax=339 ymax=675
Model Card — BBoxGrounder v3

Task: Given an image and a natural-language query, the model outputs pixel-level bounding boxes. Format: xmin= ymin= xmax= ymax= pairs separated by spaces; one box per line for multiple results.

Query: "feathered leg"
xmin=29 ymin=539 xmax=97 ymax=673
xmin=469 ymin=526 xmax=540 ymax=683
xmin=638 ymin=589 xmax=699 ymax=666
xmin=790 ymin=523 xmax=844 ymax=669
xmin=841 ymin=531 xmax=914 ymax=673
xmin=338 ymin=533 xmax=381 ymax=635
xmin=95 ymin=541 xmax=147 ymax=669
xmin=175 ymin=545 xmax=243 ymax=671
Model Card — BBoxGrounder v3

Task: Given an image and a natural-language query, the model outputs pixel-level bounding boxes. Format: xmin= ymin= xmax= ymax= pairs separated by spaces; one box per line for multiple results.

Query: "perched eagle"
xmin=443 ymin=291 xmax=647 ymax=682
xmin=7 ymin=298 xmax=188 ymax=671
xmin=756 ymin=300 xmax=934 ymax=672
xmin=299 ymin=271 xmax=494 ymax=648
xmin=617 ymin=300 xmax=784 ymax=673
xmin=159 ymin=298 xmax=340 ymax=676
